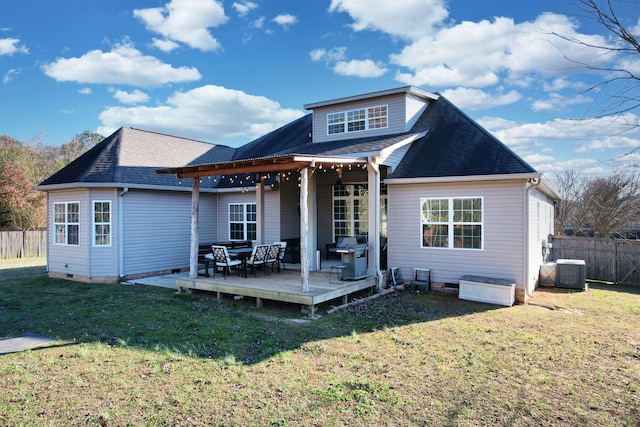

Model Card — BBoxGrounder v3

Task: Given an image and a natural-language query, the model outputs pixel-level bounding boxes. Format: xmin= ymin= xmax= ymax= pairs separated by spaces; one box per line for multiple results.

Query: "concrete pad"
xmin=0 ymin=333 xmax=54 ymax=355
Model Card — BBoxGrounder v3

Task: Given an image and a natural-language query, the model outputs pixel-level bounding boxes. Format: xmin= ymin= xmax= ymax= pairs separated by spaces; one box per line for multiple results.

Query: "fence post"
xmin=614 ymin=240 xmax=618 ymax=284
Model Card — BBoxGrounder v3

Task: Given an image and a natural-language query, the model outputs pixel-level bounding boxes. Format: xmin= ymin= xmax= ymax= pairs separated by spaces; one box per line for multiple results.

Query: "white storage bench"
xmin=458 ymin=275 xmax=516 ymax=307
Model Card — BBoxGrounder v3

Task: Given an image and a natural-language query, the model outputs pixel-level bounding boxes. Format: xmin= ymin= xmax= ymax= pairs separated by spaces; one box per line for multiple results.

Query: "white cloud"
xmin=251 ymin=17 xmax=265 ymax=30
xmin=333 ymin=59 xmax=387 ymax=78
xmin=2 ymin=68 xmax=20 ymax=84
xmin=111 ymin=89 xmax=150 ymax=105
xmin=329 ymin=3 xmax=613 ymax=90
xmin=329 ymin=0 xmax=448 ymax=40
xmin=310 ymin=47 xmax=347 ymax=63
xmin=133 ymin=0 xmax=228 ymax=52
xmin=97 ymin=85 xmax=305 ymax=144
xmin=531 ymin=92 xmax=591 ymax=112
xmin=0 ymin=37 xmax=28 ymax=55
xmin=151 ymin=37 xmax=180 ymax=52
xmin=233 ymin=1 xmax=257 ymax=17
xmin=272 ymin=13 xmax=297 ymax=28
xmin=79 ymin=87 xmax=92 ymax=95
xmin=481 ymin=113 xmax=640 ymax=154
xmin=42 ymin=43 xmax=201 ymax=87
xmin=441 ymin=87 xmax=522 ymax=110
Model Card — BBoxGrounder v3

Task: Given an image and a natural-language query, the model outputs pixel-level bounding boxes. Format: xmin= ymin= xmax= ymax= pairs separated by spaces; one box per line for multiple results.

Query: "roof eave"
xmin=384 ymin=172 xmax=542 ymax=185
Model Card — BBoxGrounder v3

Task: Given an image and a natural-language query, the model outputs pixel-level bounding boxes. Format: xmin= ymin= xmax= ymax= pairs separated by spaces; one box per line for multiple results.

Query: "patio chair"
xmin=266 ymin=244 xmax=282 ymax=273
xmin=205 ymin=245 xmax=243 ymax=279
xmin=275 ymin=241 xmax=287 ymax=271
xmin=246 ymin=244 xmax=269 ymax=277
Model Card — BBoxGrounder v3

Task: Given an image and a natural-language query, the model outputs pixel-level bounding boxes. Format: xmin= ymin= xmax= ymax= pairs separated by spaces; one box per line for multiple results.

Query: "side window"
xmin=93 ymin=201 xmax=111 ymax=246
xmin=421 ymin=197 xmax=483 ymax=249
xmin=54 ymin=202 xmax=80 ymax=246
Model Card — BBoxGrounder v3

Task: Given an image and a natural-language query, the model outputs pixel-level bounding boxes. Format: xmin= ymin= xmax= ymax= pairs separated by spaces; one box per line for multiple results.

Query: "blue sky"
xmin=1 ymin=0 xmax=639 ymax=176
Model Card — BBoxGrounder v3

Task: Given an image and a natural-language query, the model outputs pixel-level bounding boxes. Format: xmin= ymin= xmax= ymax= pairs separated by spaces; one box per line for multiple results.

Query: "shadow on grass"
xmin=0 ymin=268 xmax=503 ymax=365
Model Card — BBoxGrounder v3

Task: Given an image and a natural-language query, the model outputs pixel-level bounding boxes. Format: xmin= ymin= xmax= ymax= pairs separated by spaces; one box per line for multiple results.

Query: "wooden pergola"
xmin=158 ymin=154 xmax=381 ymax=292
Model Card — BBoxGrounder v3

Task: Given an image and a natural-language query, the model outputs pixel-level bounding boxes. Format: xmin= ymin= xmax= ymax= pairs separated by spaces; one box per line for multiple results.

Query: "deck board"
xmin=176 ymin=268 xmax=378 ymax=314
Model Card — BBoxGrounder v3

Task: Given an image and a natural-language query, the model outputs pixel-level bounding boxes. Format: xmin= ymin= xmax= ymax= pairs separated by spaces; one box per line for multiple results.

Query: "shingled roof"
xmin=37 ymin=127 xmax=234 ymax=190
xmin=388 ymin=96 xmax=535 ymax=179
xmin=38 ymin=91 xmax=537 ymax=191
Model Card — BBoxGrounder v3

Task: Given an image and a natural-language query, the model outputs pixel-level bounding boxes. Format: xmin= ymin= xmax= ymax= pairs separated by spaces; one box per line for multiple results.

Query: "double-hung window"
xmin=327 ymin=105 xmax=387 ymax=135
xmin=333 ymin=184 xmax=368 ymax=240
xmin=93 ymin=201 xmax=111 ymax=246
xmin=229 ymin=203 xmax=256 ymax=241
xmin=54 ymin=202 xmax=79 ymax=245
xmin=421 ymin=197 xmax=483 ymax=249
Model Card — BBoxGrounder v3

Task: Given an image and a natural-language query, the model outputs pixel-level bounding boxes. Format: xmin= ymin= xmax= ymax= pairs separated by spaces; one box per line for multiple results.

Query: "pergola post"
xmin=189 ymin=177 xmax=200 ymax=279
xmin=300 ymin=166 xmax=310 ymax=292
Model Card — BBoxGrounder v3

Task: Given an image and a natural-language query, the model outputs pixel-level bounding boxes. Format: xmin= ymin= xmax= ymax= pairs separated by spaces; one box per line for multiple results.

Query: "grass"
xmin=0 ymin=260 xmax=639 ymax=426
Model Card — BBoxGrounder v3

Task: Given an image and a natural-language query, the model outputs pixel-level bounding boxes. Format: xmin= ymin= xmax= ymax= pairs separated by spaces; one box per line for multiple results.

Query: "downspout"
xmin=367 ymin=157 xmax=383 ymax=291
xmin=118 ymin=187 xmax=129 ymax=280
xmin=524 ymin=178 xmax=541 ymax=300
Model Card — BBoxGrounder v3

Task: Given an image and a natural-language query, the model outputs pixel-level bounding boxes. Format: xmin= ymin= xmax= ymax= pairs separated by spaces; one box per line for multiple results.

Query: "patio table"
xmin=227 ymin=247 xmax=254 ymax=278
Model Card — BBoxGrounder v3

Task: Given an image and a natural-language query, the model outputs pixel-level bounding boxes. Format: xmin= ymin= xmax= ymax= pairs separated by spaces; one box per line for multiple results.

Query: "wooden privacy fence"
xmin=0 ymin=230 xmax=47 ymax=259
xmin=549 ymin=235 xmax=640 ymax=285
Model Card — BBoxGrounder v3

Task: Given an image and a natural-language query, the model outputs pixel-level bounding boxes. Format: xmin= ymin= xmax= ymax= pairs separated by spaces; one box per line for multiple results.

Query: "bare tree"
xmin=555 ymin=169 xmax=640 ymax=237
xmin=553 ymin=169 xmax=584 ymax=234
xmin=553 ymin=0 xmax=640 ymax=118
xmin=582 ymin=171 xmax=640 ymax=237
xmin=551 ymin=0 xmax=640 ymax=166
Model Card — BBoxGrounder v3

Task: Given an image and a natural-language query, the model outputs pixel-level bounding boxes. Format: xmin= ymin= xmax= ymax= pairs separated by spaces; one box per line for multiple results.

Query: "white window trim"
xmin=92 ymin=200 xmax=112 ymax=247
xmin=53 ymin=201 xmax=80 ymax=246
xmin=327 ymin=104 xmax=388 ymax=135
xmin=420 ymin=196 xmax=484 ymax=250
xmin=228 ymin=202 xmax=257 ymax=241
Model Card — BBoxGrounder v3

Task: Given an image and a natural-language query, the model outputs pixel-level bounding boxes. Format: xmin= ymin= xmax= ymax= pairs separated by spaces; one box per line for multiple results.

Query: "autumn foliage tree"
xmin=0 ymin=131 xmax=103 ymax=230
xmin=0 ymin=162 xmax=45 ymax=229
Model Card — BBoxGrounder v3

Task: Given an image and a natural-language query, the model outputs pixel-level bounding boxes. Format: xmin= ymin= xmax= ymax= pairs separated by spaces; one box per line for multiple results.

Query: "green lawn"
xmin=0 ymin=263 xmax=638 ymax=426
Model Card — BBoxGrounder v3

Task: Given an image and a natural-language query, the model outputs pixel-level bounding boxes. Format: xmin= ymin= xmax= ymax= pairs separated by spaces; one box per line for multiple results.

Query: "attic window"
xmin=327 ymin=105 xmax=388 ymax=135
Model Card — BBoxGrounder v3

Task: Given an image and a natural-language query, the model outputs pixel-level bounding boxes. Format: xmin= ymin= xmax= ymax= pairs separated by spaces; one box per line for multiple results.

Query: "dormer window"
xmin=327 ymin=105 xmax=388 ymax=135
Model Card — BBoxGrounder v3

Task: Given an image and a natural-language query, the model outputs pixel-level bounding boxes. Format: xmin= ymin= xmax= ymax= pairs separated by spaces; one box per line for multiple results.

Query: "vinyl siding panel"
xmin=87 ymin=188 xmax=118 ymax=277
xmin=121 ymin=190 xmax=194 ymax=275
xmin=312 ymin=93 xmax=408 ymax=143
xmin=263 ymin=189 xmax=281 ymax=243
xmin=216 ymin=191 xmax=257 ymax=242
xmin=527 ymin=188 xmax=555 ymax=291
xmin=381 ymin=144 xmax=411 ymax=174
xmin=198 ymin=193 xmax=219 ymax=244
xmin=387 ymin=180 xmax=527 ymax=289
xmin=47 ymin=189 xmax=90 ymax=278
xmin=405 ymin=94 xmax=428 ymax=131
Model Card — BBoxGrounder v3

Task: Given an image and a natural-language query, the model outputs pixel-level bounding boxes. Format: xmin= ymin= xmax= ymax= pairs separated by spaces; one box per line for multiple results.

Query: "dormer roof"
xmin=303 ymin=86 xmax=439 ymax=110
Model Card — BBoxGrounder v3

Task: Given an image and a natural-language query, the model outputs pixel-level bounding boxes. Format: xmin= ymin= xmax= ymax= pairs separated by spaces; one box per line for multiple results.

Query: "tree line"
xmin=0 ymin=131 xmax=103 ymax=230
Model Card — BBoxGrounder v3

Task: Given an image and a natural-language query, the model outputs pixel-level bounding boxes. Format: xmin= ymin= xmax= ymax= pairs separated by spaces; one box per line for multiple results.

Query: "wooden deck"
xmin=176 ymin=267 xmax=378 ymax=316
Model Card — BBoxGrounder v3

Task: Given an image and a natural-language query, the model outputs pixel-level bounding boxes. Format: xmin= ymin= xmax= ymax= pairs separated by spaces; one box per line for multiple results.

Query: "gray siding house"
xmin=37 ymin=86 xmax=558 ymax=303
